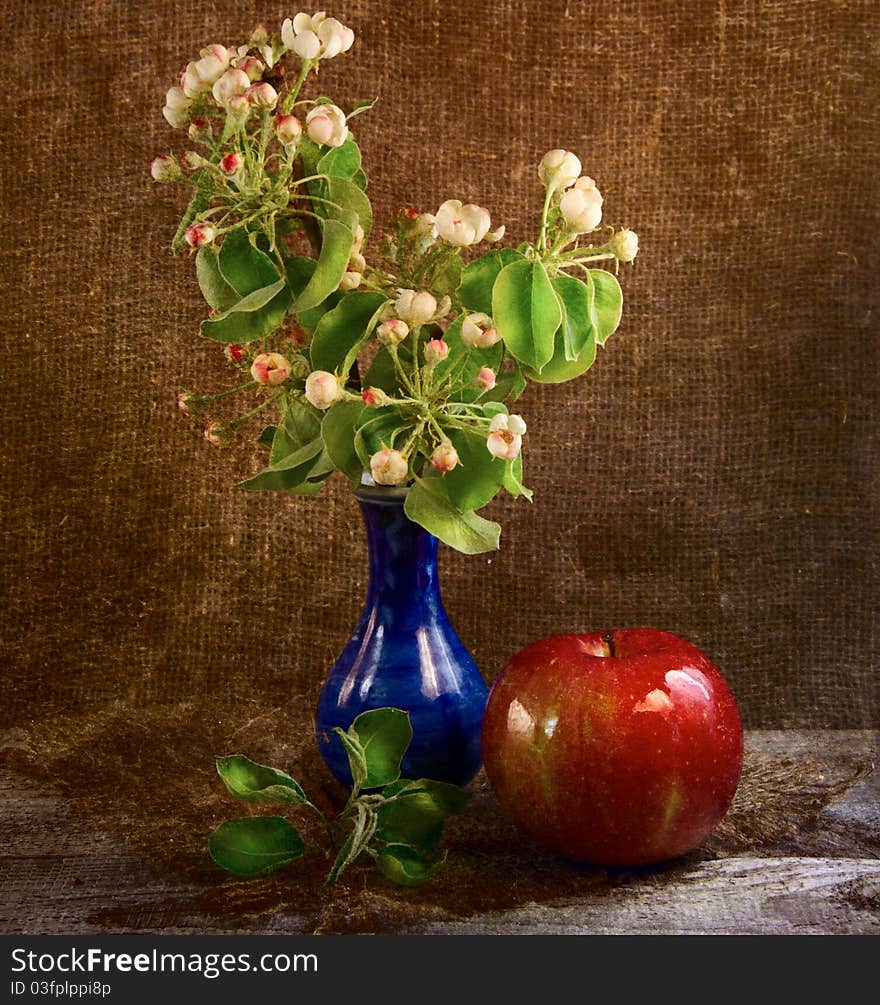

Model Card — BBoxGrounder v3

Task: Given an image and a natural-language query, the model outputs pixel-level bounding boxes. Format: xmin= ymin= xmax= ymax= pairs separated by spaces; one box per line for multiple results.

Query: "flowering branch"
xmin=152 ymin=11 xmax=639 ymax=555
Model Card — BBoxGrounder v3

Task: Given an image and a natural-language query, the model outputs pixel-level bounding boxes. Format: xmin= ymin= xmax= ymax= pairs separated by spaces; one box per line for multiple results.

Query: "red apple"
xmin=481 ymin=629 xmax=743 ymax=866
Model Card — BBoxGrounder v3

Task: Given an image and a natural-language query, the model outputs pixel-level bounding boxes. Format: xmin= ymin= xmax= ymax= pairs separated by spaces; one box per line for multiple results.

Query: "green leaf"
xmin=215 ymin=755 xmax=307 ymax=804
xmin=590 ymin=268 xmax=624 ymax=345
xmin=240 ymin=401 xmax=325 ymax=490
xmin=376 ymin=778 xmax=471 ymax=852
xmin=555 ymin=272 xmax=595 ymax=362
xmin=351 ymin=168 xmax=368 ymax=190
xmin=196 ymin=246 xmax=237 ymax=311
xmin=405 ymin=477 xmax=501 ymax=555
xmin=346 ymin=98 xmax=377 ymax=121
xmin=318 ymin=138 xmax=362 ymax=179
xmin=433 ymin=254 xmax=463 ymax=297
xmin=209 ymin=816 xmax=304 ymax=877
xmin=292 ymin=219 xmax=354 ymax=313
xmin=324 ymin=802 xmax=374 ymax=885
xmin=258 ymin=425 xmax=276 ymax=448
xmin=354 ymin=406 xmax=409 ymax=468
xmin=459 ymin=248 xmax=525 ymax=315
xmin=351 ymin=707 xmax=413 ymax=789
xmin=443 ymin=427 xmax=506 ymax=511
xmin=524 ymin=274 xmax=598 ymax=383
xmin=362 ymin=347 xmax=400 ymax=396
xmin=311 ymin=291 xmax=387 ymax=374
xmin=502 ymin=453 xmax=533 ymax=501
xmin=332 ymin=727 xmax=367 ymax=793
xmin=322 ymin=400 xmax=366 ymax=483
xmin=284 ymin=256 xmax=340 ymax=334
xmin=324 ymin=177 xmax=372 ymax=237
xmin=219 ymin=228 xmax=280 ymax=297
xmin=199 ymin=279 xmax=290 ymax=344
xmin=372 ymin=844 xmax=447 ymax=887
xmin=493 ymin=259 xmax=562 ymax=372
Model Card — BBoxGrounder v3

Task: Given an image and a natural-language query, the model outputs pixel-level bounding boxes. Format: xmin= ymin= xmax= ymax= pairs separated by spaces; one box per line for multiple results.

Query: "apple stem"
xmin=601 ymin=631 xmax=616 ymax=658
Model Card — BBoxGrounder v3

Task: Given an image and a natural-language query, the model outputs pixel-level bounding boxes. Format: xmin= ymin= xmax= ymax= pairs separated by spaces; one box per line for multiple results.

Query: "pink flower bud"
xmin=305 ymin=104 xmax=348 ymax=148
xmin=150 ymin=154 xmax=180 ymax=182
xmin=204 ymin=421 xmax=232 ymax=446
xmin=246 ymin=81 xmax=278 ymax=110
xmin=376 ymin=319 xmax=409 ymax=347
xmin=177 ymin=391 xmax=197 ymax=415
xmin=237 ymin=56 xmax=265 ymax=82
xmin=424 ymin=339 xmax=449 ymax=367
xmin=185 ymin=223 xmax=216 ymax=248
xmin=188 ymin=117 xmax=212 ymax=143
xmin=370 ymin=449 xmax=409 ymax=486
xmin=362 ymin=387 xmax=390 ymax=408
xmin=275 ymin=114 xmax=302 ymax=145
xmin=250 ymin=352 xmax=291 ymax=386
xmin=461 ymin=312 xmax=500 ymax=349
xmin=212 ymin=68 xmax=250 ymax=107
xmin=475 ymin=367 xmax=496 ymax=391
xmin=224 ymin=343 xmax=245 ymax=363
xmin=432 ymin=442 xmax=459 ymax=472
xmin=220 ymin=152 xmax=242 ymax=176
xmin=304 ymin=370 xmax=340 ymax=409
xmin=339 ymin=270 xmax=362 ymax=291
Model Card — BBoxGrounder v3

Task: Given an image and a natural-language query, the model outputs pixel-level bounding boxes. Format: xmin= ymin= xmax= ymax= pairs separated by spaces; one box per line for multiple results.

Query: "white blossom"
xmin=538 ymin=149 xmax=582 ymax=193
xmin=559 ymin=177 xmax=603 ymax=233
xmin=282 ymin=13 xmax=354 ymax=61
xmin=434 ymin=199 xmax=494 ymax=247
xmin=305 ymin=104 xmax=348 ymax=147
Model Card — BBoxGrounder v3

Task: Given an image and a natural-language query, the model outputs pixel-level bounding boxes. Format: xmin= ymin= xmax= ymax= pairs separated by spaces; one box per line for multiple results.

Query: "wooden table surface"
xmin=1 ymin=730 xmax=877 ymax=935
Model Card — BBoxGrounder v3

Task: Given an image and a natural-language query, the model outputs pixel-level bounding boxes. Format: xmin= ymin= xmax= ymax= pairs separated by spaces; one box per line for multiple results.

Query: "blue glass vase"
xmin=315 ymin=485 xmax=488 ymax=788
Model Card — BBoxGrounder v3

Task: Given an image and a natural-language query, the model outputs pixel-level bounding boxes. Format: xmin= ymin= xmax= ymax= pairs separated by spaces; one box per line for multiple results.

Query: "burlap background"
xmin=2 ymin=0 xmax=878 ymax=741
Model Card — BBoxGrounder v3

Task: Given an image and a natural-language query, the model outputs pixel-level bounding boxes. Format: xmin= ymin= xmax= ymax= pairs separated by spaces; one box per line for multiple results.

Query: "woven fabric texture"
xmin=1 ymin=0 xmax=877 ymax=731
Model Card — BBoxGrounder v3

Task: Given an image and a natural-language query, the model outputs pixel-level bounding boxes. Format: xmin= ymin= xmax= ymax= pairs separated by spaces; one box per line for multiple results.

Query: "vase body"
xmin=316 ymin=486 xmax=488 ymax=788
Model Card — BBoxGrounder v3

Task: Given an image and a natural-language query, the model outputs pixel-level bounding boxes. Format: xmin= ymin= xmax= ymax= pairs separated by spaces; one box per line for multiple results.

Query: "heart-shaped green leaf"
xmin=216 ymin=755 xmax=307 ymax=804
xmin=209 ymin=816 xmax=304 ymax=877
xmin=350 ymin=707 xmax=413 ymax=789
xmin=405 ymin=477 xmax=500 ymax=555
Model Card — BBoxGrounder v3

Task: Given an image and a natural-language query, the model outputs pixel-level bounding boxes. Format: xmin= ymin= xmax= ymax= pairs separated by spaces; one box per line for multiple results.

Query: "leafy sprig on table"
xmin=209 ymin=708 xmax=471 ymax=887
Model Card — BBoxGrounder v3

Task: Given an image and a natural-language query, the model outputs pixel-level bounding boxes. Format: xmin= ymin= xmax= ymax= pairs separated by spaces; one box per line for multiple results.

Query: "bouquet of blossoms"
xmin=154 ymin=12 xmax=638 ymax=554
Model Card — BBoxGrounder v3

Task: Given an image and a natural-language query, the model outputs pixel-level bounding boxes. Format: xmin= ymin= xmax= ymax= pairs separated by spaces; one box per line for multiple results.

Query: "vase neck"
xmin=357 ymin=491 xmax=441 ymax=609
